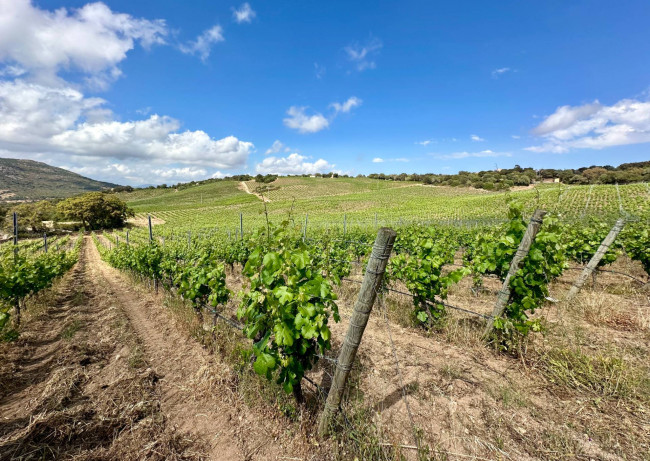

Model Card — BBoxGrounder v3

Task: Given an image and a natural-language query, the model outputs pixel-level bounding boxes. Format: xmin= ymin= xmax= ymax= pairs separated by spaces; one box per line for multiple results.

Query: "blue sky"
xmin=1 ymin=0 xmax=649 ymax=185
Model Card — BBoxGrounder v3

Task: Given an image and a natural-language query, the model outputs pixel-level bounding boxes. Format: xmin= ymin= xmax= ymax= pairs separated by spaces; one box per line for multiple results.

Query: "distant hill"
xmin=0 ymin=158 xmax=119 ymax=202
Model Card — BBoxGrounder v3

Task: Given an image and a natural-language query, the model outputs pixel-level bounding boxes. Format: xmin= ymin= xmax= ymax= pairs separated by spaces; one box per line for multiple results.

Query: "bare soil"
xmin=0 ymin=238 xmax=318 ymax=460
xmin=1 ymin=237 xmax=648 ymax=460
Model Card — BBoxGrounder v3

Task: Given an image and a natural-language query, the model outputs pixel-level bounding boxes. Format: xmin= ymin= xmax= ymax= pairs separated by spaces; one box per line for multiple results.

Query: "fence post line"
xmin=240 ymin=213 xmax=244 ymax=240
xmin=565 ymin=218 xmax=626 ymax=302
xmin=318 ymin=227 xmax=397 ymax=437
xmin=483 ymin=209 xmax=547 ymax=338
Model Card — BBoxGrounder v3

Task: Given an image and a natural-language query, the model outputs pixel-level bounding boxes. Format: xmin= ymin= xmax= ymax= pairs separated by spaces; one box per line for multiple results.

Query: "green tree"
xmin=57 ymin=192 xmax=134 ymax=230
xmin=5 ymin=201 xmax=58 ymax=234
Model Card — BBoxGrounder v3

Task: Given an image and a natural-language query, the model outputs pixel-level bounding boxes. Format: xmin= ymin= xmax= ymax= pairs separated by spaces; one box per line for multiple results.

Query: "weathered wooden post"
xmin=13 ymin=212 xmax=18 ymax=261
xmin=43 ymin=233 xmax=48 ymax=253
xmin=13 ymin=212 xmax=20 ymax=326
xmin=126 ymin=230 xmax=130 ymax=245
xmin=318 ymin=227 xmax=397 ymax=437
xmin=565 ymin=218 xmax=626 ymax=302
xmin=148 ymin=215 xmax=153 ymax=243
xmin=304 ymin=214 xmax=308 ymax=241
xmin=343 ymin=214 xmax=347 ymax=236
xmin=483 ymin=209 xmax=547 ymax=338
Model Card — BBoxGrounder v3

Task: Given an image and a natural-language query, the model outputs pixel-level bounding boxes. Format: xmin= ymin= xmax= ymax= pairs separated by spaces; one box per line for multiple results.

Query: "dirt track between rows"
xmin=0 ymin=237 xmax=311 ymax=460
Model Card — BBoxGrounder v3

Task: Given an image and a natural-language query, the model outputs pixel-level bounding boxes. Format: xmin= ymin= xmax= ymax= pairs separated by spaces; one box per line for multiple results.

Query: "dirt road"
xmin=0 ymin=237 xmax=312 ymax=460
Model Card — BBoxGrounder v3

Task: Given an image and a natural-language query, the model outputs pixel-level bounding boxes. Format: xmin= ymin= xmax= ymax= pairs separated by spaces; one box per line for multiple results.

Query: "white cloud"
xmin=151 ymin=167 xmax=207 ymax=180
xmin=416 ymin=140 xmax=433 ymax=146
xmin=345 ymin=37 xmax=382 ymax=72
xmin=232 ymin=3 xmax=256 ymax=24
xmin=283 ymin=106 xmax=330 ymax=133
xmin=0 ymin=80 xmax=253 ymax=169
xmin=372 ymin=157 xmax=384 ymax=163
xmin=393 ymin=157 xmax=409 ymax=162
xmin=470 ymin=134 xmax=485 ymax=142
xmin=314 ymin=62 xmax=326 ymax=79
xmin=284 ymin=97 xmax=361 ymax=134
xmin=179 ymin=24 xmax=225 ymax=62
xmin=265 ymin=140 xmax=291 ymax=154
xmin=0 ymin=65 xmax=26 ymax=77
xmin=211 ymin=171 xmax=225 ymax=179
xmin=255 ymin=153 xmax=334 ymax=175
xmin=526 ymin=98 xmax=650 ymax=153
xmin=491 ymin=67 xmax=513 ymax=78
xmin=0 ymin=0 xmax=167 ymax=87
xmin=435 ymin=150 xmax=511 ymax=159
xmin=330 ymin=96 xmax=362 ymax=114
xmin=511 ymin=135 xmax=521 ymax=139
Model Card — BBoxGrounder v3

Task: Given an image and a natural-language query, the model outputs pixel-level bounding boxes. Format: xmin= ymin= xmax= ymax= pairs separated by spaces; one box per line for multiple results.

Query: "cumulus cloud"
xmin=526 ymin=98 xmax=650 ymax=153
xmin=0 ymin=0 xmax=167 ymax=87
xmin=470 ymin=134 xmax=485 ymax=142
xmin=255 ymin=153 xmax=335 ymax=175
xmin=330 ymin=96 xmax=362 ymax=114
xmin=372 ymin=157 xmax=384 ymax=163
xmin=283 ymin=106 xmax=330 ymax=133
xmin=0 ymin=80 xmax=253 ymax=170
xmin=345 ymin=37 xmax=382 ymax=72
xmin=62 ymin=162 xmax=215 ymax=184
xmin=179 ymin=24 xmax=225 ymax=62
xmin=284 ymin=96 xmax=362 ymax=134
xmin=435 ymin=150 xmax=511 ymax=159
xmin=151 ymin=167 xmax=207 ymax=180
xmin=232 ymin=3 xmax=256 ymax=24
xmin=265 ymin=140 xmax=290 ymax=154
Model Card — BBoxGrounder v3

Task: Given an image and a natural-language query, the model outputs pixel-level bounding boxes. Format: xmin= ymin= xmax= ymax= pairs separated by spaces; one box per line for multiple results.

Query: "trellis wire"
xmin=341 ymin=277 xmax=494 ymax=320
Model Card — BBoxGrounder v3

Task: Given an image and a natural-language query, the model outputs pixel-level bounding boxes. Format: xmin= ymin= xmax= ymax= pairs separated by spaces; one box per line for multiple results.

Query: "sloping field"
xmin=121 ymin=178 xmax=650 ymax=233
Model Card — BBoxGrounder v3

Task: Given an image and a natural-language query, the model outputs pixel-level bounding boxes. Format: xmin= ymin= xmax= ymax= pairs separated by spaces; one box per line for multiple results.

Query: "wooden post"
xmin=43 ymin=233 xmax=48 ymax=253
xmin=304 ymin=214 xmax=308 ymax=241
xmin=13 ymin=212 xmax=20 ymax=326
xmin=148 ymin=215 xmax=153 ymax=243
xmin=565 ymin=218 xmax=626 ymax=302
xmin=483 ymin=209 xmax=547 ymax=338
xmin=343 ymin=214 xmax=347 ymax=236
xmin=318 ymin=227 xmax=397 ymax=437
xmin=240 ymin=213 xmax=244 ymax=240
xmin=13 ymin=212 xmax=18 ymax=261
xmin=126 ymin=230 xmax=130 ymax=245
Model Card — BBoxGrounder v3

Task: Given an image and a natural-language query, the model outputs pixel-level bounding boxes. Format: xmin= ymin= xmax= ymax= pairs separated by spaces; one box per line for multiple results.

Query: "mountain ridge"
xmin=0 ymin=158 xmax=119 ymax=202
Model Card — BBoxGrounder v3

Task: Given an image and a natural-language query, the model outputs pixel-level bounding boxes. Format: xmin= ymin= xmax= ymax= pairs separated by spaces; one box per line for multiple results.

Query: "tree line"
xmin=367 ymin=161 xmax=650 ymax=191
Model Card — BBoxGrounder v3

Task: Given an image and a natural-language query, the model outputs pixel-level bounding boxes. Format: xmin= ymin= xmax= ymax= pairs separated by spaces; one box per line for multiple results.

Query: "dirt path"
xmin=238 ymin=181 xmax=270 ymax=202
xmin=0 ymin=238 xmax=314 ymax=460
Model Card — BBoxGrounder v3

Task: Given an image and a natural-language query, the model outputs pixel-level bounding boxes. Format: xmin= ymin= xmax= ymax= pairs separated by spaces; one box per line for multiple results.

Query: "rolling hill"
xmin=0 ymin=158 xmax=119 ymax=202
